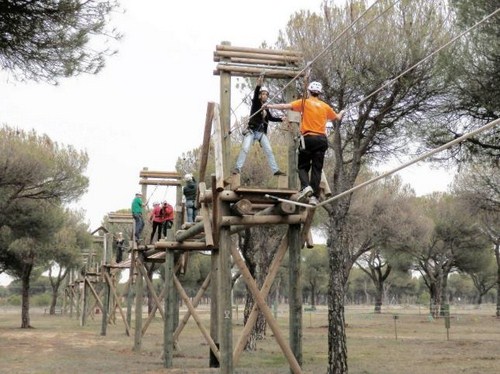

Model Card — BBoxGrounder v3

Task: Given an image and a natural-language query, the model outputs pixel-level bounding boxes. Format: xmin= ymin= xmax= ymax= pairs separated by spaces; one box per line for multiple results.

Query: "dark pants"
xmin=115 ymin=240 xmax=124 ymax=263
xmin=162 ymin=220 xmax=173 ymax=237
xmin=133 ymin=213 xmax=144 ymax=240
xmin=150 ymin=221 xmax=162 ymax=243
xmin=298 ymin=135 xmax=328 ymax=197
xmin=186 ymin=200 xmax=196 ymax=223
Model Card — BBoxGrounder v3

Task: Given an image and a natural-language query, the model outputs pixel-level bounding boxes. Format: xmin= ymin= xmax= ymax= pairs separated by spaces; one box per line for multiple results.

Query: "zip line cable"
xmin=266 ymin=118 xmax=499 ymax=209
xmin=345 ymin=6 xmax=500 ymax=113
xmin=315 ymin=118 xmax=500 ymax=208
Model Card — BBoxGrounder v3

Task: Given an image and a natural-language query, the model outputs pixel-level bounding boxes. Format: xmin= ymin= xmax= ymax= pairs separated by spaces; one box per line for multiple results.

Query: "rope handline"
xmin=314 ymin=118 xmax=500 ymax=208
xmin=345 ymin=6 xmax=500 ymax=113
xmin=144 ymin=183 xmax=160 ymax=207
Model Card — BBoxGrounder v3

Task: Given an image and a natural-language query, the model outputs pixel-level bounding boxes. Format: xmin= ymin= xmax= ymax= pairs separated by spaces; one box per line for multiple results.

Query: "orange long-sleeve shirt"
xmin=290 ymin=97 xmax=340 ymax=136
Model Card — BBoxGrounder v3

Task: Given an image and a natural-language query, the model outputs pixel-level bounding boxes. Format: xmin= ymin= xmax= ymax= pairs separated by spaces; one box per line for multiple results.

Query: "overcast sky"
xmin=0 ymin=0 xmax=453 ymax=286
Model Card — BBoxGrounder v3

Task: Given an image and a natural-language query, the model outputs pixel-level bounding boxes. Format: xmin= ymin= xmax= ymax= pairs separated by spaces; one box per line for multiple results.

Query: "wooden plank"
xmin=214 ymin=50 xmax=302 ymax=63
xmin=139 ymin=179 xmax=182 ymax=186
xmin=214 ymin=64 xmax=303 ymax=78
xmin=215 ymin=44 xmax=302 ymax=57
xmin=139 ymin=171 xmax=180 ymax=178
xmin=214 ymin=56 xmax=301 ymax=66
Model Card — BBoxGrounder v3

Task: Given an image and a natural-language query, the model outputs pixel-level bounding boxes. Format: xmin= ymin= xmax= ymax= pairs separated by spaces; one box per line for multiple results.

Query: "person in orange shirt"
xmin=264 ymin=81 xmax=344 ymax=205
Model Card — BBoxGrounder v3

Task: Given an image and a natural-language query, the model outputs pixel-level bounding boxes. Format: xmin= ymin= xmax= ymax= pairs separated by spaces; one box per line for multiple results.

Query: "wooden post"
xmin=81 ymin=278 xmax=88 ymax=327
xmin=163 ymin=181 xmax=183 ymax=367
xmin=286 ymin=85 xmax=303 ymax=368
xmin=133 ymin=254 xmax=144 ymax=352
xmin=126 ymin=249 xmax=135 ymax=331
xmin=210 ymin=176 xmax=220 ymax=369
xmin=100 ymin=266 xmax=110 ymax=336
xmin=218 ymin=40 xmax=233 ymax=374
xmin=218 ymin=207 xmax=233 ymax=373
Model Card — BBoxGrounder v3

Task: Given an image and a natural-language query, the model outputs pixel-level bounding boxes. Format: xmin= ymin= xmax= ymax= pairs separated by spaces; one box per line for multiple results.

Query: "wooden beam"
xmin=139 ymin=179 xmax=182 ymax=186
xmin=155 ymin=241 xmax=210 ymax=251
xmin=220 ymin=213 xmax=306 ymax=227
xmin=215 ymin=44 xmax=302 ymax=57
xmin=139 ymin=171 xmax=180 ymax=179
xmin=214 ymin=50 xmax=302 ymax=64
xmin=214 ymin=64 xmax=303 ymax=78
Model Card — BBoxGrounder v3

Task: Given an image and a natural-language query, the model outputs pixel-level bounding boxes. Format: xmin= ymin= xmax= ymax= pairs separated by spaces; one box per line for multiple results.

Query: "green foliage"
xmin=0 ymin=126 xmax=89 ymax=208
xmin=31 ymin=293 xmax=51 ymax=307
xmin=414 ymin=0 xmax=499 ymax=164
xmin=0 ymin=0 xmax=121 ymax=83
xmin=7 ymin=294 xmax=21 ymax=306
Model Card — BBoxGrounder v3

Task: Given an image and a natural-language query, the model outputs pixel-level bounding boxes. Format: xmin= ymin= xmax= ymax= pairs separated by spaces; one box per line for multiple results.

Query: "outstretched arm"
xmin=264 ymin=102 xmax=293 ymax=110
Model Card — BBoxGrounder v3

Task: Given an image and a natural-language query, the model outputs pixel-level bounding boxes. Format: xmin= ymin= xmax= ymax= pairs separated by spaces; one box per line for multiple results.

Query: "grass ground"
xmin=0 ymin=304 xmax=498 ymax=373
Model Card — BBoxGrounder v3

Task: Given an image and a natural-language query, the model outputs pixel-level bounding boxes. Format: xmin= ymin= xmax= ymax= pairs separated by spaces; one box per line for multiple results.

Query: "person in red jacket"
xmin=161 ymin=200 xmax=174 ymax=238
xmin=149 ymin=202 xmax=163 ymax=244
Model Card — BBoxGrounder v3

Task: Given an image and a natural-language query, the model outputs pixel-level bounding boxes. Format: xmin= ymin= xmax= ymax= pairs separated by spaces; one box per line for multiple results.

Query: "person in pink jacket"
xmin=149 ymin=202 xmax=163 ymax=244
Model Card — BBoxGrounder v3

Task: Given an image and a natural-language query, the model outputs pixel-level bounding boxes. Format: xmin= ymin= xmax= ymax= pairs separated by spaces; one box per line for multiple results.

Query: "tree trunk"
xmin=48 ymin=266 xmax=67 ymax=315
xmin=429 ymin=282 xmax=441 ymax=318
xmin=50 ymin=291 xmax=58 ymax=315
xmin=495 ymin=241 xmax=500 ymax=318
xmin=327 ymin=242 xmax=348 ymax=374
xmin=21 ymin=260 xmax=34 ymax=328
xmin=439 ymin=274 xmax=449 ymax=317
xmin=311 ymin=283 xmax=316 ymax=308
xmin=374 ymin=283 xmax=383 ymax=314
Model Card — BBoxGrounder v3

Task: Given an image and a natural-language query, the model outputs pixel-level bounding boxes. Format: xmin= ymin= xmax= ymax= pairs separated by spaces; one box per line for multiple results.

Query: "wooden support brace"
xmin=173 ymin=274 xmax=221 ymax=362
xmin=230 ymin=244 xmax=303 ymax=374
xmin=233 ymin=233 xmax=289 ymax=364
xmin=103 ymin=271 xmax=131 ymax=335
xmin=174 ymin=272 xmax=211 ymax=341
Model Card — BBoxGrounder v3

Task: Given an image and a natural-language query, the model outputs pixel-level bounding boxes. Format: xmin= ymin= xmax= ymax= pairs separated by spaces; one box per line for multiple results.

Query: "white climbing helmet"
xmin=260 ymin=86 xmax=269 ymax=94
xmin=184 ymin=173 xmax=193 ymax=182
xmin=307 ymin=81 xmax=323 ymax=94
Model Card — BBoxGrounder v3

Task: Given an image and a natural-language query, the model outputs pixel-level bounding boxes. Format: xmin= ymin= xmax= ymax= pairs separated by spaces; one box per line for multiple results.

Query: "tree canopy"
xmin=0 ymin=0 xmax=121 ymax=83
xmin=0 ymin=125 xmax=89 ymax=212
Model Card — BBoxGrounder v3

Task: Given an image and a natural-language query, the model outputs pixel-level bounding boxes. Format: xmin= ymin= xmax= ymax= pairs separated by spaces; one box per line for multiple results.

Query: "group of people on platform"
xmin=130 ymin=173 xmax=198 ymax=245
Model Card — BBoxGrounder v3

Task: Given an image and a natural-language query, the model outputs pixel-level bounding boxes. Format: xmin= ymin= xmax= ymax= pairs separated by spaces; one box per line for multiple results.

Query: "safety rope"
xmin=144 ymin=183 xmax=160 ymax=207
xmin=316 ymin=118 xmax=500 ymax=208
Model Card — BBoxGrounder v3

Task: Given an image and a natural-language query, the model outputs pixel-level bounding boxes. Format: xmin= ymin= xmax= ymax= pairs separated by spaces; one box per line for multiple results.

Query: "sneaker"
xmin=274 ymin=170 xmax=287 ymax=176
xmin=232 ymin=168 xmax=240 ymax=175
xmin=308 ymin=196 xmax=319 ymax=206
xmin=297 ymin=186 xmax=314 ymax=202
